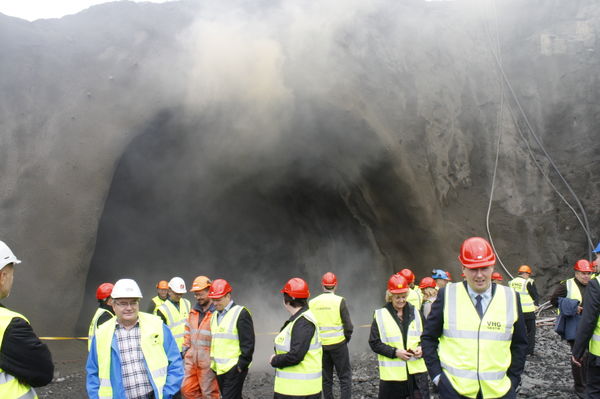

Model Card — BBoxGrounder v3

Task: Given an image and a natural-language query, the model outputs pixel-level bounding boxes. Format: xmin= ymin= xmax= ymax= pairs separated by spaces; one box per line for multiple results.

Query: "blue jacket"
xmin=555 ymin=296 xmax=581 ymax=341
xmin=86 ymin=319 xmax=184 ymax=399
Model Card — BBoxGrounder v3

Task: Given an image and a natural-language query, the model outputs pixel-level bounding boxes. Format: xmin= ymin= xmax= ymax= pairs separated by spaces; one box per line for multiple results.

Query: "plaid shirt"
xmin=115 ymin=322 xmax=154 ymax=399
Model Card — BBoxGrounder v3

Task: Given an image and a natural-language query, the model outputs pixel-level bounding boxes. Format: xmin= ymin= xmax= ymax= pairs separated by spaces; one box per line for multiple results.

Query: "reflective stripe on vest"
xmin=374 ymin=306 xmax=426 ymax=381
xmin=210 ymin=305 xmax=244 ymax=375
xmin=274 ymin=310 xmax=322 ymax=396
xmin=88 ymin=307 xmax=114 ymax=351
xmin=407 ymin=288 xmax=422 ymax=310
xmin=0 ymin=308 xmax=38 ymax=399
xmin=95 ymin=312 xmax=168 ymax=399
xmin=439 ymin=283 xmax=516 ymax=398
xmin=508 ymin=277 xmax=535 ymax=313
xmin=151 ymin=296 xmax=166 ymax=312
xmin=308 ymin=293 xmax=345 ymax=345
xmin=588 ymin=277 xmax=600 ymax=356
xmin=157 ymin=299 xmax=191 ymax=351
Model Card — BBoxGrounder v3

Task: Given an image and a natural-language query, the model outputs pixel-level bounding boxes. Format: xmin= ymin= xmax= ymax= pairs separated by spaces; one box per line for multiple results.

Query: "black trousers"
xmin=569 ymin=340 xmax=588 ymax=396
xmin=322 ymin=343 xmax=352 ymax=399
xmin=523 ymin=312 xmax=536 ymax=355
xmin=587 ymin=354 xmax=600 ymax=398
xmin=216 ymin=366 xmax=248 ymax=399
xmin=437 ymin=372 xmax=516 ymax=399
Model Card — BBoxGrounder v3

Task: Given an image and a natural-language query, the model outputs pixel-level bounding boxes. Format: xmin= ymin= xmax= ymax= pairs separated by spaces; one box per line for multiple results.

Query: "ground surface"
xmin=37 ymin=320 xmax=575 ymax=398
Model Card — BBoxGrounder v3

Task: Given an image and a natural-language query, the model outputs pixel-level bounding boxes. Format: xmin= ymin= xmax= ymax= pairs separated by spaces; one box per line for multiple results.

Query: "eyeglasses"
xmin=113 ymin=300 xmax=139 ymax=308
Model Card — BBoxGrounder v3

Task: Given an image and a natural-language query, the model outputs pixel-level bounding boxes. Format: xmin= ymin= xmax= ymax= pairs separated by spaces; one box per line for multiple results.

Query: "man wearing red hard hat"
xmin=422 ymin=237 xmax=528 ymax=399
xmin=309 ymin=272 xmax=353 ymax=399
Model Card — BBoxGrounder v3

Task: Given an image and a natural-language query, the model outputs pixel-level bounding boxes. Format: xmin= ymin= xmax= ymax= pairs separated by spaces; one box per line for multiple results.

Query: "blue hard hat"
xmin=432 ymin=269 xmax=450 ymax=280
xmin=594 ymin=242 xmax=600 ymax=253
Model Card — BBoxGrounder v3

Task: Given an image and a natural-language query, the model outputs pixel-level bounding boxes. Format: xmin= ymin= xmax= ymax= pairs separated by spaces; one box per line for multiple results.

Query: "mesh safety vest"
xmin=156 ymin=298 xmax=191 ymax=351
xmin=438 ymin=283 xmax=517 ymax=398
xmin=588 ymin=277 xmax=600 ymax=356
xmin=88 ymin=307 xmax=114 ymax=351
xmin=95 ymin=312 xmax=168 ymax=399
xmin=274 ymin=310 xmax=322 ymax=396
xmin=508 ymin=277 xmax=535 ymax=313
xmin=210 ymin=305 xmax=245 ymax=375
xmin=0 ymin=308 xmax=38 ymax=399
xmin=407 ymin=288 xmax=422 ymax=310
xmin=374 ymin=306 xmax=426 ymax=381
xmin=309 ymin=293 xmax=345 ymax=345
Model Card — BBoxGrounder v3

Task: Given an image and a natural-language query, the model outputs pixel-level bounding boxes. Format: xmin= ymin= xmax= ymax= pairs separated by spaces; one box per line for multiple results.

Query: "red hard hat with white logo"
xmin=574 ymin=259 xmax=594 ymax=272
xmin=388 ymin=274 xmax=409 ymax=294
xmin=418 ymin=277 xmax=436 ymax=289
xmin=208 ymin=279 xmax=232 ymax=299
xmin=96 ymin=283 xmax=114 ymax=300
xmin=458 ymin=237 xmax=496 ymax=268
xmin=281 ymin=277 xmax=310 ymax=299
xmin=398 ymin=268 xmax=415 ymax=284
xmin=321 ymin=272 xmax=337 ymax=287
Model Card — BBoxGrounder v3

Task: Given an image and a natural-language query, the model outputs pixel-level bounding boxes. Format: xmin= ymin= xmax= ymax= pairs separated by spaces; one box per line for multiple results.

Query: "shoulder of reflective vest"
xmin=0 ymin=307 xmax=30 ymax=324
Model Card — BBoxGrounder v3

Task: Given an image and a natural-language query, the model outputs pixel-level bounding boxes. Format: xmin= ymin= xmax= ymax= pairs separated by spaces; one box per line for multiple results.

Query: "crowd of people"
xmin=2 ymin=237 xmax=600 ymax=398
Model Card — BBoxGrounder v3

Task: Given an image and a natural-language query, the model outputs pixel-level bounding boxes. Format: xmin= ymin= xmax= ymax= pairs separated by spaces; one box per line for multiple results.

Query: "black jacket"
xmin=0 ymin=304 xmax=54 ymax=387
xmin=572 ymin=278 xmax=600 ymax=359
xmin=369 ymin=302 xmax=420 ymax=358
xmin=421 ymin=282 xmax=528 ymax=389
xmin=271 ymin=305 xmax=316 ymax=369
xmin=551 ymin=277 xmax=587 ymax=308
xmin=95 ymin=302 xmax=114 ymax=328
xmin=235 ymin=305 xmax=255 ymax=371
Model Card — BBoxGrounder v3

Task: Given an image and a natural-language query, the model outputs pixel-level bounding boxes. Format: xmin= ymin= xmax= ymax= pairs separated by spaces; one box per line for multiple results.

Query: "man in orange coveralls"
xmin=181 ymin=276 xmax=220 ymax=399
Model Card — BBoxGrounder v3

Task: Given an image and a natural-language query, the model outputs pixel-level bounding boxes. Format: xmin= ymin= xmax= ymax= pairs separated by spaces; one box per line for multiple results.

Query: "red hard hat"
xmin=281 ymin=277 xmax=310 ymax=299
xmin=321 ymin=272 xmax=337 ymax=287
xmin=156 ymin=280 xmax=169 ymax=289
xmin=458 ymin=237 xmax=496 ymax=268
xmin=492 ymin=272 xmax=503 ymax=281
xmin=398 ymin=268 xmax=415 ymax=284
xmin=418 ymin=277 xmax=436 ymax=289
xmin=208 ymin=279 xmax=232 ymax=299
xmin=574 ymin=259 xmax=594 ymax=272
xmin=96 ymin=283 xmax=114 ymax=300
xmin=388 ymin=274 xmax=409 ymax=294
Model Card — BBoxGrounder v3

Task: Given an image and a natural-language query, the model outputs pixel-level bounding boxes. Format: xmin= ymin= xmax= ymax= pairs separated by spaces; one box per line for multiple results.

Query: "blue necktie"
xmin=475 ymin=295 xmax=484 ymax=318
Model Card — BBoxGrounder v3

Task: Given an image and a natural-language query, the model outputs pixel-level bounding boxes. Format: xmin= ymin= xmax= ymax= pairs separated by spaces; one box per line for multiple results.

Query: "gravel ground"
xmin=37 ymin=318 xmax=576 ymax=398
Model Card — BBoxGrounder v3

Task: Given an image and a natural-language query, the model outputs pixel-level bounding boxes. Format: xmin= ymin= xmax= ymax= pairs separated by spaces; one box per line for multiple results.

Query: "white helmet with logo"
xmin=111 ymin=278 xmax=143 ymax=298
xmin=169 ymin=276 xmax=187 ymax=294
xmin=0 ymin=240 xmax=21 ymax=270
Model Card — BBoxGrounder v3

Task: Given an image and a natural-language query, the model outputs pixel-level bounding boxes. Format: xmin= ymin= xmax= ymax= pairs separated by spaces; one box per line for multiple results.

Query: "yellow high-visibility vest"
xmin=508 ymin=277 xmax=535 ymax=313
xmin=373 ymin=305 xmax=426 ymax=381
xmin=151 ymin=296 xmax=166 ymax=312
xmin=156 ymin=298 xmax=191 ymax=351
xmin=0 ymin=308 xmax=38 ymax=399
xmin=95 ymin=312 xmax=168 ymax=399
xmin=588 ymin=276 xmax=600 ymax=356
xmin=566 ymin=278 xmax=583 ymax=303
xmin=274 ymin=310 xmax=322 ymax=396
xmin=439 ymin=282 xmax=517 ymax=398
xmin=88 ymin=307 xmax=114 ymax=351
xmin=210 ymin=305 xmax=245 ymax=375
xmin=407 ymin=288 xmax=422 ymax=310
xmin=309 ymin=293 xmax=345 ymax=345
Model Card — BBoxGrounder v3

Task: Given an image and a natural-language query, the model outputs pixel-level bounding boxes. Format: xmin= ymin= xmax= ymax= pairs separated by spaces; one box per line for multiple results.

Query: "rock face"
xmin=0 ymin=0 xmax=599 ymax=335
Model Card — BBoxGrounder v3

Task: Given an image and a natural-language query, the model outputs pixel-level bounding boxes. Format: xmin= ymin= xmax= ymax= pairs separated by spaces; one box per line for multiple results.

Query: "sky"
xmin=0 ymin=0 xmax=173 ymax=22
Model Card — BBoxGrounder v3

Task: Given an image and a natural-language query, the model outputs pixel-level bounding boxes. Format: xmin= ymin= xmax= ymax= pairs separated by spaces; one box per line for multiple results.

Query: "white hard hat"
xmin=0 ymin=240 xmax=21 ymax=271
xmin=111 ymin=278 xmax=143 ymax=299
xmin=169 ymin=277 xmax=187 ymax=294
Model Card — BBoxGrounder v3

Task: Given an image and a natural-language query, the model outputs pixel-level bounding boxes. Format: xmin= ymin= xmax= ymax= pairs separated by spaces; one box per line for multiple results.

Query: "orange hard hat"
xmin=281 ymin=277 xmax=310 ymax=299
xmin=190 ymin=276 xmax=212 ymax=292
xmin=208 ymin=279 xmax=232 ymax=299
xmin=518 ymin=265 xmax=532 ymax=274
xmin=96 ymin=283 xmax=114 ymax=300
xmin=492 ymin=272 xmax=503 ymax=281
xmin=574 ymin=259 xmax=594 ymax=273
xmin=156 ymin=280 xmax=169 ymax=290
xmin=321 ymin=272 xmax=337 ymax=287
xmin=398 ymin=268 xmax=415 ymax=284
xmin=458 ymin=237 xmax=496 ymax=268
xmin=388 ymin=274 xmax=409 ymax=294
xmin=418 ymin=277 xmax=436 ymax=289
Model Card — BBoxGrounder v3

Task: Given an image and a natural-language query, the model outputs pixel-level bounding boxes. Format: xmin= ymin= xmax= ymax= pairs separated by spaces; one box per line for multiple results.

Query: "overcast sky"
xmin=0 ymin=0 xmax=173 ymax=22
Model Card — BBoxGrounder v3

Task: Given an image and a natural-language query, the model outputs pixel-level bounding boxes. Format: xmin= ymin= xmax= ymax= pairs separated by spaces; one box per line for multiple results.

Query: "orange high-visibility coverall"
xmin=181 ymin=307 xmax=220 ymax=399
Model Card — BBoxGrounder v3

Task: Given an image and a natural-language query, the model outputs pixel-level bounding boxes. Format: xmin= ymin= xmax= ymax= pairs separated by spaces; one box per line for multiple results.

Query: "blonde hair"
xmin=421 ymin=287 xmax=437 ymax=301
